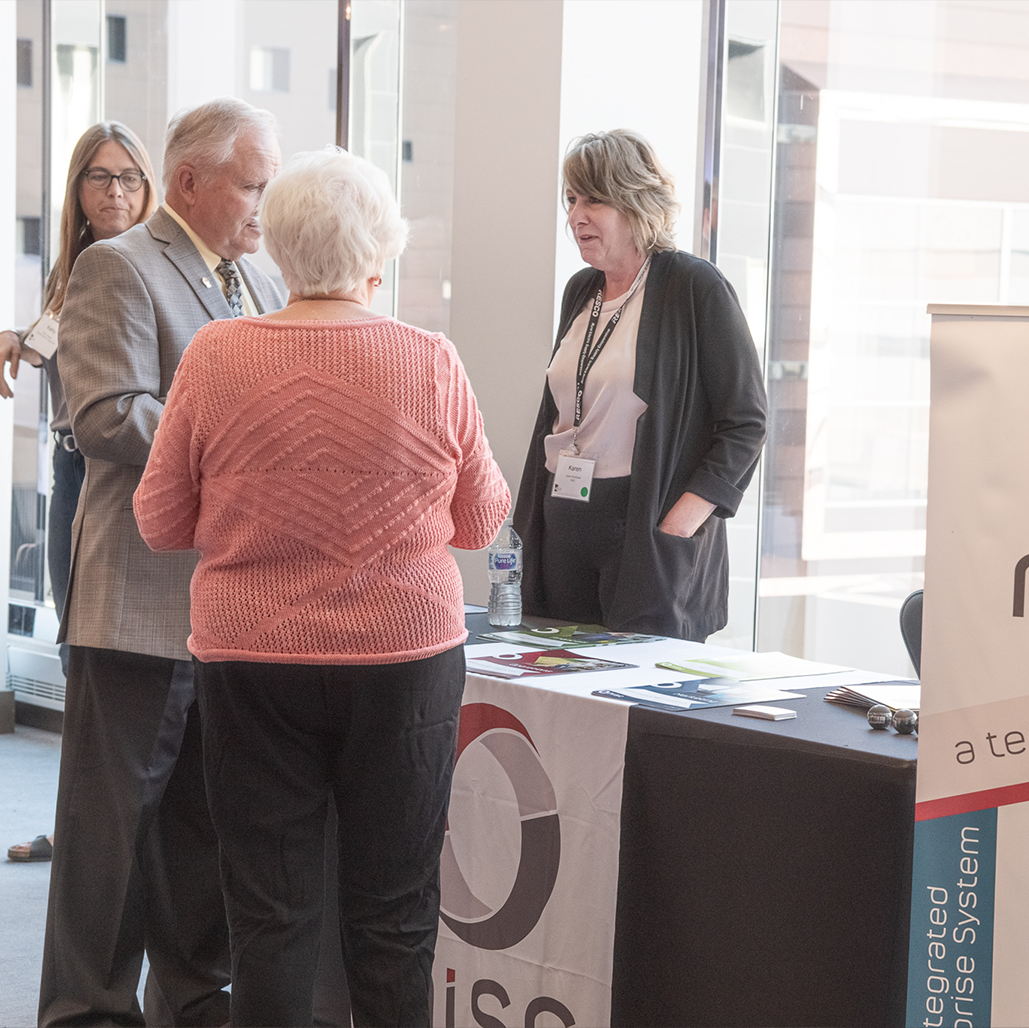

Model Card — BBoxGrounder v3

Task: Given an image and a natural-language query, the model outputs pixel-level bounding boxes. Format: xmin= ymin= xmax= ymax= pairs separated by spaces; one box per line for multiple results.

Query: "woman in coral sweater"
xmin=133 ymin=147 xmax=509 ymax=1028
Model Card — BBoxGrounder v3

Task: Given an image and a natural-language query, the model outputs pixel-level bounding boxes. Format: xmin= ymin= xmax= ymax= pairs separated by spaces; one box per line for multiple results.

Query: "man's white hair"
xmin=163 ymin=97 xmax=279 ymax=192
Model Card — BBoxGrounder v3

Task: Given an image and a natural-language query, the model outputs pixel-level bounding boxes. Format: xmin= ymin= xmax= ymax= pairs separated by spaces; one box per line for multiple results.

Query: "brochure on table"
xmin=477 ymin=624 xmax=663 ymax=648
xmin=464 ymin=635 xmax=898 ymax=702
xmin=465 ymin=648 xmax=638 ymax=679
xmin=593 ymin=679 xmax=806 ymax=711
xmin=825 ymin=683 xmax=921 ymax=712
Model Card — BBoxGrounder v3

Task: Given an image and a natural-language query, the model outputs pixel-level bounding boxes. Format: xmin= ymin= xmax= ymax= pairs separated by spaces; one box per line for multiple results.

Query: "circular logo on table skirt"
xmin=440 ymin=702 xmax=561 ymax=950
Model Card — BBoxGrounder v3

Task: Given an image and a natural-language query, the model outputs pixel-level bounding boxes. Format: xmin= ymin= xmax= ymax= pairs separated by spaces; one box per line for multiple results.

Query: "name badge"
xmin=551 ymin=451 xmax=596 ymax=502
xmin=24 ymin=310 xmax=59 ymax=360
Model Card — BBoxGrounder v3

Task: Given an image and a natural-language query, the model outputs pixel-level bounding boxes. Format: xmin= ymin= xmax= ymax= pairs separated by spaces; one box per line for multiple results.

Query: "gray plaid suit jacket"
xmin=57 ymin=206 xmax=283 ymax=660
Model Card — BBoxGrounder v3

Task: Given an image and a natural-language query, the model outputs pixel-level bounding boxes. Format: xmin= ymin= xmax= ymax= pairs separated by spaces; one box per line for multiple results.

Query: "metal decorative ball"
xmin=866 ymin=704 xmax=894 ymax=730
xmin=893 ymin=708 xmax=918 ymax=735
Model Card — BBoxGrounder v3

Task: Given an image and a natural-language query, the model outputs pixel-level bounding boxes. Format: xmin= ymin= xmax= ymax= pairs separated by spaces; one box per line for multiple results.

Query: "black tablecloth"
xmin=464 ymin=612 xmax=916 ymax=1027
xmin=610 ymin=688 xmax=917 ymax=1028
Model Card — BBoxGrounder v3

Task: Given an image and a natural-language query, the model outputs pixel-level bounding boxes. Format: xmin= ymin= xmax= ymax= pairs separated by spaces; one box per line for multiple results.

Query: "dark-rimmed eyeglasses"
xmin=82 ymin=169 xmax=146 ymax=192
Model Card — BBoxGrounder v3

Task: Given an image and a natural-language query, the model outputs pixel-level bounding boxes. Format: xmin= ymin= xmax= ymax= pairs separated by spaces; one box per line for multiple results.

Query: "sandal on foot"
xmin=8 ymin=834 xmax=53 ymax=862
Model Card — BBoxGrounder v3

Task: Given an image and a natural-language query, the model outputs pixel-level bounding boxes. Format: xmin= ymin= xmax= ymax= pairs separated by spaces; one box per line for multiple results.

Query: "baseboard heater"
xmin=7 ymin=644 xmax=65 ymax=710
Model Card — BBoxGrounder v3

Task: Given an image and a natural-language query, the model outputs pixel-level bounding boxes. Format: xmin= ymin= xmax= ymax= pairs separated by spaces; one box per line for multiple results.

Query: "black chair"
xmin=899 ymin=589 xmax=923 ymax=678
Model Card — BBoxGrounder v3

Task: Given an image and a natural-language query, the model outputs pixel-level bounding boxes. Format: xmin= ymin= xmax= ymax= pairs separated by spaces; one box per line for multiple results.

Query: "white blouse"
xmin=544 ymin=266 xmax=649 ymax=478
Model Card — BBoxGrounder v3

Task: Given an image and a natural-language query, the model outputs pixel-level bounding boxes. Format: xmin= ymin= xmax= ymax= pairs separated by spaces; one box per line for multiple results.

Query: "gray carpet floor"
xmin=0 ymin=724 xmax=61 ymax=1028
xmin=0 ymin=722 xmax=173 ymax=1028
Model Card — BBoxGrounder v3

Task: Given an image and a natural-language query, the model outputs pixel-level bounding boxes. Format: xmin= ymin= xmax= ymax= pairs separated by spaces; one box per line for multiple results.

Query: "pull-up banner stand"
xmin=907 ymin=305 xmax=1029 ymax=1027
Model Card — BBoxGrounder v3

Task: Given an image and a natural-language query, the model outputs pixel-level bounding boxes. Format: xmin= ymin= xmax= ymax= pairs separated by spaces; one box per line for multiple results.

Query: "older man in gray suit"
xmin=40 ymin=98 xmax=282 ymax=1028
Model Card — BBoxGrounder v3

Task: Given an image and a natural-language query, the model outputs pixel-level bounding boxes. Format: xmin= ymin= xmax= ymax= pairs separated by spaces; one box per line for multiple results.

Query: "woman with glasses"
xmin=3 ymin=121 xmax=155 ymax=862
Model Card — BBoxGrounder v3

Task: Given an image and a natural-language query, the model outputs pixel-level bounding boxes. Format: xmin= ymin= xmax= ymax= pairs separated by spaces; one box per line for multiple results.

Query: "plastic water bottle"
xmin=487 ymin=520 xmax=523 ymax=626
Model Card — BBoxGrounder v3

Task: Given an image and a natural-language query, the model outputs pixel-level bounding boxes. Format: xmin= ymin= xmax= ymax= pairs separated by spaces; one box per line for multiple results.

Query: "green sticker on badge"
xmin=581 ymin=487 xmax=589 ymax=497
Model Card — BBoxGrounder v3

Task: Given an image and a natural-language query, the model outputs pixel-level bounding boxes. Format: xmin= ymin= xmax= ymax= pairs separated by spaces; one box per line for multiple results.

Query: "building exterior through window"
xmin=5 ymin=0 xmax=1029 ymax=719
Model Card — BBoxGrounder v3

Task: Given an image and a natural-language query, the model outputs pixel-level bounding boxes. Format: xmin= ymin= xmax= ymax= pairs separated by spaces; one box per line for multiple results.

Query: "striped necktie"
xmin=215 ymin=258 xmax=244 ymax=317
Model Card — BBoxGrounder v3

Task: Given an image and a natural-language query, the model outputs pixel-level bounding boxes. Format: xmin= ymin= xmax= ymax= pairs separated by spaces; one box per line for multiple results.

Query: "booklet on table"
xmin=466 ymin=648 xmax=638 ymax=680
xmin=593 ymin=679 xmax=805 ymax=711
xmin=823 ymin=682 xmax=920 ymax=712
xmin=477 ymin=624 xmax=663 ymax=649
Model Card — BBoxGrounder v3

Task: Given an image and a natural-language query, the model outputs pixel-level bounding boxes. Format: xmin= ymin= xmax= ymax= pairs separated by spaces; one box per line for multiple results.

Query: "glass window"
xmin=759 ymin=0 xmax=1029 ymax=673
xmin=397 ymin=0 xmax=458 ymax=336
xmin=704 ymin=0 xmax=778 ymax=651
xmin=249 ymin=47 xmax=290 ymax=93
xmin=8 ymin=0 xmax=104 ymax=607
xmin=17 ymin=38 xmax=32 ymax=87
xmin=105 ymin=0 xmax=342 ymax=295
xmin=348 ymin=0 xmax=402 ymax=316
xmin=9 ymin=0 xmax=346 ymax=622
xmin=107 ymin=14 xmax=127 ymax=63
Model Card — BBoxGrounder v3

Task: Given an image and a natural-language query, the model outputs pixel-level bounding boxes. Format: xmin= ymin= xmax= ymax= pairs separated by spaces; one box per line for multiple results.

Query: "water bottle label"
xmin=489 ymin=551 xmax=521 ymax=572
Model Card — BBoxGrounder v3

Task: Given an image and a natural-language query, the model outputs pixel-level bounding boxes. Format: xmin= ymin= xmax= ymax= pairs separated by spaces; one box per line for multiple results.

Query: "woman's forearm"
xmin=657 ymin=491 xmax=716 ymax=538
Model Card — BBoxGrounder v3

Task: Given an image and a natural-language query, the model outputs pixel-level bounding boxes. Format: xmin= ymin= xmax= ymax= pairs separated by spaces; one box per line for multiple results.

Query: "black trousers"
xmin=48 ymin=442 xmax=85 ymax=674
xmin=194 ymin=645 xmax=466 ymax=1028
xmin=48 ymin=441 xmax=84 ymax=620
xmin=540 ymin=473 xmax=632 ymax=626
xmin=39 ymin=647 xmax=230 ymax=1027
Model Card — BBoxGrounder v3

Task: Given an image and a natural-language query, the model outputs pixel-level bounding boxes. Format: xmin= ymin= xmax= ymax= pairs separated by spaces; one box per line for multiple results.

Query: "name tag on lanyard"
xmin=551 ymin=256 xmax=650 ymax=503
xmin=24 ymin=310 xmax=59 ymax=360
xmin=552 ymin=451 xmax=596 ymax=502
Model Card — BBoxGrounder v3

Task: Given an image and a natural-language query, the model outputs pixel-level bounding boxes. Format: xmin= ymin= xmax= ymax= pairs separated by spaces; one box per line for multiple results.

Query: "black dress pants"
xmin=194 ymin=645 xmax=465 ymax=1028
xmin=39 ymin=646 xmax=230 ymax=1027
xmin=48 ymin=441 xmax=85 ymax=618
xmin=48 ymin=442 xmax=85 ymax=674
xmin=540 ymin=473 xmax=631 ymax=625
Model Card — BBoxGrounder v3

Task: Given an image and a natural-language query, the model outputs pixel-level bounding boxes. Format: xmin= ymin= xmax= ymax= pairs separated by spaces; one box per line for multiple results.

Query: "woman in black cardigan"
xmin=513 ymin=129 xmax=767 ymax=641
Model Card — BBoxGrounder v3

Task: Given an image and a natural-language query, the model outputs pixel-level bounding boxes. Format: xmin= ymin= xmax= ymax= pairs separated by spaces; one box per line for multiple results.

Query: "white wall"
xmin=445 ymin=0 xmax=705 ymax=605
xmin=556 ymin=0 xmax=704 ymax=313
xmin=165 ymin=0 xmax=237 ymax=117
xmin=448 ymin=0 xmax=564 ymax=604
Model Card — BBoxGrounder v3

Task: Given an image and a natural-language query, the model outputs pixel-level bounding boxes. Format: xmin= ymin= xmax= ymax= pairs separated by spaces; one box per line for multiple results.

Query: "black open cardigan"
xmin=513 ymin=249 xmax=768 ymax=641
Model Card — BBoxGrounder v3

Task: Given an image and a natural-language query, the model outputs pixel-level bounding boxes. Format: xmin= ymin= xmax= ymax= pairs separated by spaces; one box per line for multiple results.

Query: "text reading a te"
xmin=955 ymin=730 xmax=1025 ymax=765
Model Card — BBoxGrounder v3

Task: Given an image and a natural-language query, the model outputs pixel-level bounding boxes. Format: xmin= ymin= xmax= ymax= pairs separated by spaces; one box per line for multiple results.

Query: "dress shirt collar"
xmin=161 ymin=203 xmax=258 ymax=315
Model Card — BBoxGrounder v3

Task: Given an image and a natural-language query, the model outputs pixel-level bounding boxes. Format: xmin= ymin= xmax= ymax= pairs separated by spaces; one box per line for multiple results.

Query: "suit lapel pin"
xmin=201 ymin=276 xmax=212 ymax=288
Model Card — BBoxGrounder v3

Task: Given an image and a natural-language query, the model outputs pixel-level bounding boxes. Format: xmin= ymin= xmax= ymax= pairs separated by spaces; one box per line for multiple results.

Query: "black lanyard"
xmin=573 ymin=257 xmax=650 ymax=428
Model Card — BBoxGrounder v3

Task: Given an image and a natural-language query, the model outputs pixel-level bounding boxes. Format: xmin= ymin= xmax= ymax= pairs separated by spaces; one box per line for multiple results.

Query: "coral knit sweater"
xmin=133 ymin=315 xmax=510 ymax=665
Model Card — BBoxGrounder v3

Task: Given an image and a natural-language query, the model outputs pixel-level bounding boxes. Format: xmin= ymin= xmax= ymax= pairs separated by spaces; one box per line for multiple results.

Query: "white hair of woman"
xmin=261 ymin=146 xmax=409 ymax=299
